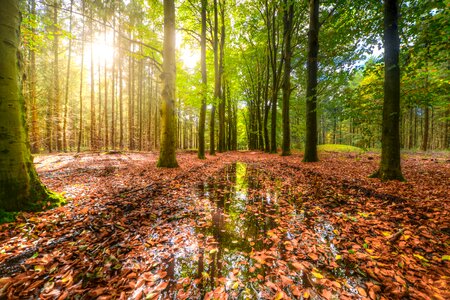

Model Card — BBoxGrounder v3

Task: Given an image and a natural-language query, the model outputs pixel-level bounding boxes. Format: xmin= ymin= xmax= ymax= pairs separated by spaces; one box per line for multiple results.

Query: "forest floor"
xmin=0 ymin=150 xmax=449 ymax=300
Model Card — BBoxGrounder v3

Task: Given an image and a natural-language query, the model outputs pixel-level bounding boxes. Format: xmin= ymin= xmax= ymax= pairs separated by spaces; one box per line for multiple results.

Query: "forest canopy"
xmin=18 ymin=0 xmax=448 ymax=155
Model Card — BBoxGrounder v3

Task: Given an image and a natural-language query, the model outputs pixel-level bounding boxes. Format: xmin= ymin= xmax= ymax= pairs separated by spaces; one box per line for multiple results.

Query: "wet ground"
xmin=153 ymin=162 xmax=365 ymax=299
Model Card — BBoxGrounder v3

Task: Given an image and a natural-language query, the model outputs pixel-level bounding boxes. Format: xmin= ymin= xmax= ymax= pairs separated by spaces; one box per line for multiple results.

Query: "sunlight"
xmin=176 ymin=31 xmax=200 ymax=70
xmin=88 ymin=32 xmax=115 ymax=68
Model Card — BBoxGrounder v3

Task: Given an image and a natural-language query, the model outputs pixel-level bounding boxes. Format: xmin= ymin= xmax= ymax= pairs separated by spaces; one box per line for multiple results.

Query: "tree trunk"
xmin=281 ymin=0 xmax=293 ymax=156
xmin=53 ymin=0 xmax=62 ymax=151
xmin=77 ymin=2 xmax=85 ymax=153
xmin=119 ymin=45 xmax=124 ymax=150
xmin=104 ymin=27 xmax=109 ymax=151
xmin=211 ymin=0 xmax=220 ymax=156
xmin=29 ymin=0 xmax=39 ymax=153
xmin=0 ymin=0 xmax=59 ymax=211
xmin=421 ymin=105 xmax=429 ymax=151
xmin=157 ymin=0 xmax=179 ymax=167
xmin=111 ymin=17 xmax=116 ymax=150
xmin=371 ymin=0 xmax=404 ymax=181
xmin=218 ymin=0 xmax=226 ymax=153
xmin=198 ymin=0 xmax=207 ymax=159
xmin=304 ymin=0 xmax=319 ymax=162
xmin=90 ymin=13 xmax=96 ymax=150
xmin=97 ymin=61 xmax=102 ymax=149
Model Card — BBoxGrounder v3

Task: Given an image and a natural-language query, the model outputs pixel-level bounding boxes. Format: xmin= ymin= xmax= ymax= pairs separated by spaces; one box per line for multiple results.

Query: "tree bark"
xmin=157 ymin=0 xmax=179 ymax=167
xmin=0 ymin=0 xmax=60 ymax=211
xmin=77 ymin=2 xmax=85 ymax=153
xmin=371 ymin=0 xmax=404 ymax=181
xmin=303 ymin=0 xmax=319 ymax=162
xmin=53 ymin=0 xmax=62 ymax=151
xmin=90 ymin=12 xmax=96 ymax=150
xmin=29 ymin=0 xmax=39 ymax=153
xmin=198 ymin=0 xmax=207 ymax=159
xmin=281 ymin=0 xmax=293 ymax=156
xmin=218 ymin=0 xmax=226 ymax=153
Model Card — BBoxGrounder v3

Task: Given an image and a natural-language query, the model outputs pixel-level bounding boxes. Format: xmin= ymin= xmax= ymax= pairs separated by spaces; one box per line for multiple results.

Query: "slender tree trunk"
xmin=218 ymin=0 xmax=226 ymax=152
xmin=29 ymin=0 xmax=39 ymax=153
xmin=211 ymin=0 xmax=220 ymax=156
xmin=111 ymin=19 xmax=116 ymax=150
xmin=281 ymin=0 xmax=293 ymax=156
xmin=198 ymin=0 xmax=207 ymax=159
xmin=371 ymin=0 xmax=404 ymax=180
xmin=77 ymin=2 xmax=85 ymax=153
xmin=53 ymin=0 xmax=62 ymax=151
xmin=148 ymin=73 xmax=153 ymax=150
xmin=128 ymin=53 xmax=134 ymax=150
xmin=304 ymin=0 xmax=319 ymax=162
xmin=90 ymin=13 xmax=96 ymax=150
xmin=97 ymin=61 xmax=102 ymax=149
xmin=422 ymin=106 xmax=429 ymax=151
xmin=444 ymin=107 xmax=449 ymax=149
xmin=104 ymin=27 xmax=109 ymax=151
xmin=119 ymin=46 xmax=124 ymax=150
xmin=157 ymin=0 xmax=179 ymax=167
xmin=154 ymin=82 xmax=159 ymax=148
xmin=138 ymin=50 xmax=143 ymax=151
xmin=0 ymin=0 xmax=59 ymax=211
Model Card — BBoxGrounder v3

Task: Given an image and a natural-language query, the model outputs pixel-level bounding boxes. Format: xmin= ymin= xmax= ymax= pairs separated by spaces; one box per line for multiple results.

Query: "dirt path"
xmin=0 ymin=151 xmax=449 ymax=299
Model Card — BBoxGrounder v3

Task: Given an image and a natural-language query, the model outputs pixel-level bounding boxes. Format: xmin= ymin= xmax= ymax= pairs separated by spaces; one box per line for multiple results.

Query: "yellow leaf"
xmin=273 ymin=291 xmax=283 ymax=300
xmin=335 ymin=255 xmax=342 ymax=260
xmin=304 ymin=290 xmax=310 ymax=299
xmin=413 ymin=254 xmax=429 ymax=262
xmin=311 ymin=271 xmax=324 ymax=279
xmin=382 ymin=231 xmax=392 ymax=237
xmin=34 ymin=265 xmax=45 ymax=272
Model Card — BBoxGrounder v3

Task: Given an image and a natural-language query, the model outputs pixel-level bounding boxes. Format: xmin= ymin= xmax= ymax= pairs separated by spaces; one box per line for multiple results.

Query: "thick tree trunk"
xmin=303 ymin=0 xmax=319 ymax=162
xmin=157 ymin=0 xmax=179 ymax=167
xmin=0 ymin=0 xmax=59 ymax=211
xmin=372 ymin=0 xmax=404 ymax=181
xmin=281 ymin=0 xmax=293 ymax=156
xmin=198 ymin=0 xmax=207 ymax=159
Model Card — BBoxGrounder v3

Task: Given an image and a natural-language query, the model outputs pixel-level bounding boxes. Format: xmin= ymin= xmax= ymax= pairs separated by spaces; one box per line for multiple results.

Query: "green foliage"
xmin=0 ymin=210 xmax=18 ymax=224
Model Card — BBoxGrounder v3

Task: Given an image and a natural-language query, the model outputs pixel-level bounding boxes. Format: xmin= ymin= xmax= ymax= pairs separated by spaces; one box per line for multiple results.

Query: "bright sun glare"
xmin=84 ymin=31 xmax=199 ymax=71
xmin=86 ymin=32 xmax=115 ymax=68
xmin=176 ymin=32 xmax=200 ymax=70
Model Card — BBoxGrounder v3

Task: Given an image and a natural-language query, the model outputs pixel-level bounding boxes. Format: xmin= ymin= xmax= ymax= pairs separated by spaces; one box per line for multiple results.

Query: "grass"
xmin=318 ymin=144 xmax=365 ymax=154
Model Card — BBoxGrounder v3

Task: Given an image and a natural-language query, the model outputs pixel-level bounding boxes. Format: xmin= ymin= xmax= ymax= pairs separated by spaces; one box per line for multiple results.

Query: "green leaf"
xmin=442 ymin=255 xmax=450 ymax=261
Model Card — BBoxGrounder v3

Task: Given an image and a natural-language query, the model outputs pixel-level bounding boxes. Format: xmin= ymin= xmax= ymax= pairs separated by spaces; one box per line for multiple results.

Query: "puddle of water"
xmin=146 ymin=162 xmax=365 ymax=299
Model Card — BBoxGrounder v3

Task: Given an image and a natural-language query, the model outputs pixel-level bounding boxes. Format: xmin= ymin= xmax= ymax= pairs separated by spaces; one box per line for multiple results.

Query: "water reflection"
xmin=159 ymin=162 xmax=363 ymax=299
